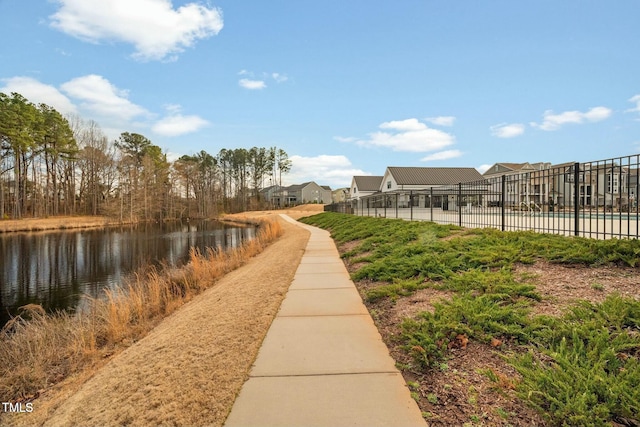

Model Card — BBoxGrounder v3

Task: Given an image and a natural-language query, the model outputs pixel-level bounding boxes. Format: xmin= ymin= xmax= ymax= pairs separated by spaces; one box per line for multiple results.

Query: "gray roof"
xmin=285 ymin=182 xmax=307 ymax=191
xmin=284 ymin=181 xmax=331 ymax=191
xmin=353 ymin=176 xmax=383 ymax=191
xmin=498 ymin=162 xmax=531 ymax=171
xmin=387 ymin=167 xmax=483 ymax=185
xmin=549 ymin=161 xmax=577 ymax=169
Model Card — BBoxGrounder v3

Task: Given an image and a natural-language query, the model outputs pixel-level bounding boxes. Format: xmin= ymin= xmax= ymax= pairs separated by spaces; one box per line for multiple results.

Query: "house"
xmin=483 ymin=162 xmax=552 ymax=208
xmin=349 ymin=176 xmax=383 ymax=212
xmin=332 ymin=188 xmax=349 ymax=203
xmin=349 ymin=176 xmax=383 ymax=202
xmin=590 ymin=163 xmax=632 ymax=209
xmin=481 ymin=161 xmax=634 ymax=211
xmin=381 ymin=166 xmax=484 ymax=191
xmin=482 ymin=162 xmax=549 ymax=178
xmin=377 ymin=166 xmax=484 ymax=210
xmin=261 ymin=181 xmax=332 ymax=206
xmin=286 ymin=182 xmax=331 ymax=205
xmin=260 ymin=185 xmax=283 ymax=206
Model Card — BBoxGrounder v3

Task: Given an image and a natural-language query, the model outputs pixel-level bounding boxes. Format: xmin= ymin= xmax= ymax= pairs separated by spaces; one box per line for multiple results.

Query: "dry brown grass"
xmin=223 ymin=203 xmax=325 ymax=222
xmin=0 ymin=308 xmax=99 ymax=405
xmin=2 ymin=214 xmax=309 ymax=427
xmin=0 ymin=216 xmax=115 ymax=233
xmin=0 ymin=218 xmax=283 ymax=407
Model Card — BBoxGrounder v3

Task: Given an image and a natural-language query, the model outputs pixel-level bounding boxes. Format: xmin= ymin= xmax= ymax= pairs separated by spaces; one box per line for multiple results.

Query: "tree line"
xmin=0 ymin=92 xmax=291 ymax=220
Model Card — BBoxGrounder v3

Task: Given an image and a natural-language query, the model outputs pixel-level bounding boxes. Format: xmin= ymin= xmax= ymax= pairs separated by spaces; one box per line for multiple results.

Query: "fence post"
xmin=574 ymin=162 xmax=580 ymax=236
xmin=501 ymin=175 xmax=506 ymax=231
xmin=430 ymin=187 xmax=433 ymax=222
xmin=384 ymin=194 xmax=387 ymax=218
xmin=395 ymin=193 xmax=398 ymax=218
xmin=410 ymin=191 xmax=413 ymax=221
xmin=458 ymin=183 xmax=462 ymax=227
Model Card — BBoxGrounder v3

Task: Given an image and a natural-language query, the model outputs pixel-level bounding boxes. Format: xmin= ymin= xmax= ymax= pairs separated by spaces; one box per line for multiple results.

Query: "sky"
xmin=1 ymin=0 xmax=640 ymax=188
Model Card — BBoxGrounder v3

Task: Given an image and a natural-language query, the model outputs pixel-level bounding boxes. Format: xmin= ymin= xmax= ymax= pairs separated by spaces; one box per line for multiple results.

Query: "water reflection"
xmin=0 ymin=221 xmax=254 ymax=326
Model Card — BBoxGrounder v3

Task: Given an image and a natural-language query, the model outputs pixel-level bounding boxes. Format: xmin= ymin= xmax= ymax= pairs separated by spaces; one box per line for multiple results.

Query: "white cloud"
xmin=0 ymin=76 xmax=78 ymax=115
xmin=477 ymin=164 xmax=492 ymax=174
xmin=490 ymin=123 xmax=525 ymax=138
xmin=379 ymin=118 xmax=426 ymax=132
xmin=285 ymin=155 xmax=368 ymax=188
xmin=49 ymin=0 xmax=223 ymax=61
xmin=425 ymin=116 xmax=456 ymax=127
xmin=333 ymin=136 xmax=357 ymax=143
xmin=60 ymin=74 xmax=149 ymax=121
xmin=531 ymin=106 xmax=612 ymax=131
xmin=420 ymin=149 xmax=463 ymax=162
xmin=239 ymin=78 xmax=266 ymax=90
xmin=626 ymin=94 xmax=640 ymax=114
xmin=152 ymin=114 xmax=209 ymax=137
xmin=357 ymin=118 xmax=455 ymax=152
xmin=165 ymin=151 xmax=182 ymax=163
xmin=2 ymin=75 xmax=210 ymax=140
xmin=237 ymin=71 xmax=288 ymax=89
xmin=163 ymin=103 xmax=182 ymax=114
xmin=272 ymin=73 xmax=288 ymax=83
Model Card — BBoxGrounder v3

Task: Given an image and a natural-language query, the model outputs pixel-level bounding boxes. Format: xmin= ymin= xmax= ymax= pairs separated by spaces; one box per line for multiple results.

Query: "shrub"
xmin=512 ymin=295 xmax=640 ymax=426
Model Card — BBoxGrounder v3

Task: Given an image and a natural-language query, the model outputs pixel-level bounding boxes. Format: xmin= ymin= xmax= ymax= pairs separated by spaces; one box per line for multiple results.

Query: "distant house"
xmin=288 ymin=182 xmax=332 ymax=205
xmin=350 ymin=176 xmax=383 ymax=200
xmin=349 ymin=167 xmax=484 ymax=212
xmin=332 ymin=188 xmax=349 ymax=203
xmin=349 ymin=176 xmax=383 ymax=212
xmin=483 ymin=162 xmax=552 ymax=207
xmin=381 ymin=166 xmax=484 ymax=192
xmin=378 ymin=166 xmax=484 ymax=210
xmin=543 ymin=162 xmax=640 ymax=210
xmin=480 ymin=161 xmax=634 ymax=210
xmin=261 ymin=181 xmax=332 ymax=207
xmin=482 ymin=162 xmax=549 ymax=178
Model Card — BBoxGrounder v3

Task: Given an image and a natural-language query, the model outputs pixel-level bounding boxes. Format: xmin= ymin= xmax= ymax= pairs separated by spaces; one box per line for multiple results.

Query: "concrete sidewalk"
xmin=224 ymin=215 xmax=427 ymax=427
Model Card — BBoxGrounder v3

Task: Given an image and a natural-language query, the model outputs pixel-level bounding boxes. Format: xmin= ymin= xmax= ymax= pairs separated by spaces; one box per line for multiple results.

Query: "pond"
xmin=0 ymin=220 xmax=255 ymax=326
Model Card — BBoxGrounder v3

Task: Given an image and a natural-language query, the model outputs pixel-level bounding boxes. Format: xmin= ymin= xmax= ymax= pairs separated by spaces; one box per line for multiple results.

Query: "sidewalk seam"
xmin=278 ymin=313 xmax=369 ymax=318
xmin=250 ymin=371 xmax=401 ymax=378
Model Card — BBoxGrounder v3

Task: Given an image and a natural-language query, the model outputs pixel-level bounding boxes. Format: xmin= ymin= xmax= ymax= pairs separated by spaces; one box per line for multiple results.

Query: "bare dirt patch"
xmin=391 ymin=287 xmax=454 ymax=317
xmin=515 ymin=261 xmax=640 ymax=316
xmin=408 ymin=342 xmax=545 ymax=426
xmin=339 ymin=239 xmax=363 ymax=254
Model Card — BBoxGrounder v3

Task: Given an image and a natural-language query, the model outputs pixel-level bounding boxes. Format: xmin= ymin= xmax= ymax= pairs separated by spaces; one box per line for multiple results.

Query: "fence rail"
xmin=325 ymin=154 xmax=640 ymax=240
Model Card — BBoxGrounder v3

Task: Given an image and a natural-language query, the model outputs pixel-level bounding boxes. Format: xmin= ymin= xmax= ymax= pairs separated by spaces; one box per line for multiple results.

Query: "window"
xmin=608 ymin=174 xmax=619 ymax=194
xmin=387 ymin=181 xmax=392 ymax=189
xmin=353 ymin=187 xmax=357 ymax=193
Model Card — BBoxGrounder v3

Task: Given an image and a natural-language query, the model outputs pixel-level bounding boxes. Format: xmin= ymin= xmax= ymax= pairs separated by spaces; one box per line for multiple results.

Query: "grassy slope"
xmin=300 ymin=213 xmax=640 ymax=426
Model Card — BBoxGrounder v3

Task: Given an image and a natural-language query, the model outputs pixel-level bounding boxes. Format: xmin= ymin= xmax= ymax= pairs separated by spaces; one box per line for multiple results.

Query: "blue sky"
xmin=1 ymin=1 xmax=639 ymax=188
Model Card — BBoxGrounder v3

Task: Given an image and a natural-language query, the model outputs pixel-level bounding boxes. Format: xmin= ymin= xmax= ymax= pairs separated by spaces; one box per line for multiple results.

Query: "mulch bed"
xmin=341 ymin=243 xmax=639 ymax=426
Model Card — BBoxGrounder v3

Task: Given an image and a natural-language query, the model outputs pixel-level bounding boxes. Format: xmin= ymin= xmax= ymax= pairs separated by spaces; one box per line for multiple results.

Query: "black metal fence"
xmin=325 ymin=154 xmax=640 ymax=240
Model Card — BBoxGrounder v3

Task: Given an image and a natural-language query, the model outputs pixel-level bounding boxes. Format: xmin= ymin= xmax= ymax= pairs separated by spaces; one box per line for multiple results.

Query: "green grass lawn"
xmin=300 ymin=213 xmax=640 ymax=427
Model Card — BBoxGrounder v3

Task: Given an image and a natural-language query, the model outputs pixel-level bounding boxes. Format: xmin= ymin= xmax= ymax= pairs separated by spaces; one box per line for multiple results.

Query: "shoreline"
xmin=0 ymin=210 xmax=302 ymax=233
xmin=0 ymin=216 xmax=119 ymax=233
xmin=1 ymin=206 xmax=324 ymax=427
